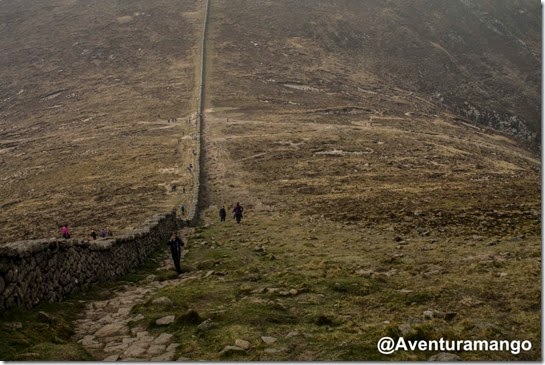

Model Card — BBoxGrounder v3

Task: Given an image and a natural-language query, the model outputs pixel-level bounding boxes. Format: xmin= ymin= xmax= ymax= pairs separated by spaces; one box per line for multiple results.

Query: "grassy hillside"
xmin=192 ymin=0 xmax=541 ymax=360
xmin=0 ymin=0 xmax=541 ymax=361
xmin=206 ymin=0 xmax=540 ymax=143
xmin=0 ymin=0 xmax=202 ymax=243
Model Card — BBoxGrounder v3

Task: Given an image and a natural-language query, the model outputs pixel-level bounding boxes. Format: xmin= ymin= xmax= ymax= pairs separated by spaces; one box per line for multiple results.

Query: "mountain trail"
xmin=72 ymin=228 xmax=199 ymax=361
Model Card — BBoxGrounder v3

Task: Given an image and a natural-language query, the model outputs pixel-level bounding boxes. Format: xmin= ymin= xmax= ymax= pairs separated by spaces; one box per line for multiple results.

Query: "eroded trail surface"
xmin=72 ymin=228 xmax=198 ymax=361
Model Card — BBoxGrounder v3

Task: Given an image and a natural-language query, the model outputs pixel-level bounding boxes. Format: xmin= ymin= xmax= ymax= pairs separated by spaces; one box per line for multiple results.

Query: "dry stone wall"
xmin=0 ymin=211 xmax=179 ymax=311
xmin=0 ymin=0 xmax=211 ymax=312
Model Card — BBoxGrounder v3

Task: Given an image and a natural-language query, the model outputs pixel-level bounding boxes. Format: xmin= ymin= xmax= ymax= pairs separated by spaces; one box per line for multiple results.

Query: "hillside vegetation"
xmin=207 ymin=0 xmax=540 ymax=144
xmin=0 ymin=0 xmax=541 ymax=361
xmin=0 ymin=0 xmax=201 ymax=243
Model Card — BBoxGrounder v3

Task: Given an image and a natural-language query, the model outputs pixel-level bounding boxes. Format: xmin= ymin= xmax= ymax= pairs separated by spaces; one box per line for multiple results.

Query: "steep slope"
xmin=0 ymin=0 xmax=202 ymax=243
xmin=187 ymin=2 xmax=542 ymax=360
xmin=207 ymin=0 xmax=540 ymax=145
xmin=202 ymin=0 xmax=540 ymax=235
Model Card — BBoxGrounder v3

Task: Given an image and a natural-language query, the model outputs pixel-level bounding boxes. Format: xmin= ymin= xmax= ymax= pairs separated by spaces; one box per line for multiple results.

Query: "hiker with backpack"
xmin=232 ymin=202 xmax=244 ymax=224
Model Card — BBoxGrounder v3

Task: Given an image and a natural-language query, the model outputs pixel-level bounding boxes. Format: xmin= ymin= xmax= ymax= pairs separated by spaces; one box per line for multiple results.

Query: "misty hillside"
xmin=208 ymin=0 xmax=541 ymax=146
xmin=0 ymin=0 xmax=542 ymax=361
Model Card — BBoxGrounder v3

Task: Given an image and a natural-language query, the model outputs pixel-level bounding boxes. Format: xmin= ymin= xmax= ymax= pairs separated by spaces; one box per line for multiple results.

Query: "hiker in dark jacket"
xmin=167 ymin=232 xmax=184 ymax=274
xmin=233 ymin=202 xmax=244 ymax=224
xmin=219 ymin=206 xmax=227 ymax=222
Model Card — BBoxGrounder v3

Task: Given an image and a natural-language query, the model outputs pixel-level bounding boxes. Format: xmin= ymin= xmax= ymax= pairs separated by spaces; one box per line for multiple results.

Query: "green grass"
xmin=0 ymin=297 xmax=93 ymax=360
xmin=1 ymin=209 xmax=540 ymax=361
xmin=126 ymin=211 xmax=540 ymax=361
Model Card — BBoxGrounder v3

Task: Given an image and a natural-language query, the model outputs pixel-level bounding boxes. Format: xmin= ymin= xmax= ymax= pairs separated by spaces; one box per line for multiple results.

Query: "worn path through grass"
xmin=60 ymin=207 xmax=539 ymax=361
xmin=1 ymin=186 xmax=539 ymax=361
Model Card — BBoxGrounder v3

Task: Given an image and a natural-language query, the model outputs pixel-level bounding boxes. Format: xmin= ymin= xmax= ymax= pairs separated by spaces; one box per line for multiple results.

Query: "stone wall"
xmin=0 ymin=211 xmax=180 ymax=311
xmin=186 ymin=0 xmax=209 ymax=225
xmin=0 ymin=0 xmax=211 ymax=312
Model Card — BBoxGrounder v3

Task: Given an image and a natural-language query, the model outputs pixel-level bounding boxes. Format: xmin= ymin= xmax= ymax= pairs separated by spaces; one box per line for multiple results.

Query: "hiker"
xmin=61 ymin=225 xmax=70 ymax=239
xmin=232 ymin=202 xmax=244 ymax=224
xmin=90 ymin=229 xmax=97 ymax=240
xmin=219 ymin=206 xmax=227 ymax=222
xmin=167 ymin=232 xmax=184 ymax=274
xmin=99 ymin=227 xmax=106 ymax=238
xmin=106 ymin=227 xmax=112 ymax=237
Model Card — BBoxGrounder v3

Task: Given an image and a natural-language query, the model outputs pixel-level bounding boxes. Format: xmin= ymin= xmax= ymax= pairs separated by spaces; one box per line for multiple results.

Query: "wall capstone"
xmin=0 ymin=210 xmax=181 ymax=311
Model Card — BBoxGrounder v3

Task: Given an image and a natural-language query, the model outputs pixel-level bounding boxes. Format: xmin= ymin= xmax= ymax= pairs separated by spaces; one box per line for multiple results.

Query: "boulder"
xmin=152 ymin=297 xmax=173 ymax=306
xmin=197 ymin=318 xmax=217 ymax=331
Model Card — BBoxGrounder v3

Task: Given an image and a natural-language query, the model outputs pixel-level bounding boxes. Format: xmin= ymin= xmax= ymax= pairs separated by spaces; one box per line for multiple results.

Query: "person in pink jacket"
xmin=61 ymin=225 xmax=70 ymax=239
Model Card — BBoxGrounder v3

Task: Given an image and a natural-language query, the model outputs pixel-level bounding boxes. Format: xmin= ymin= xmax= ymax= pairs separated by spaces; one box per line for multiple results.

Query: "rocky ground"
xmin=73 ymin=274 xmax=193 ymax=361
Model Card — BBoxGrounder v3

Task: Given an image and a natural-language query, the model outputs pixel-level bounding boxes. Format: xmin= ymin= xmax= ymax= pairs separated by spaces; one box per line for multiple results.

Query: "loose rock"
xmin=235 ymin=339 xmax=251 ymax=350
xmin=197 ymin=318 xmax=217 ymax=331
xmin=123 ymin=342 xmax=149 ymax=358
xmin=128 ymin=314 xmax=145 ymax=323
xmin=261 ymin=336 xmax=277 ymax=345
xmin=143 ymin=274 xmax=156 ymax=283
xmin=423 ymin=310 xmax=434 ymax=320
xmin=94 ymin=323 xmax=129 ymax=338
xmin=219 ymin=345 xmax=246 ymax=356
xmin=398 ymin=324 xmax=417 ymax=337
xmin=146 ymin=344 xmax=166 ymax=356
xmin=156 ymin=315 xmax=175 ymax=326
xmin=153 ymin=333 xmax=173 ymax=345
xmin=286 ymin=331 xmax=300 ymax=338
xmin=152 ymin=297 xmax=173 ymax=306
xmin=151 ymin=352 xmax=176 ymax=361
